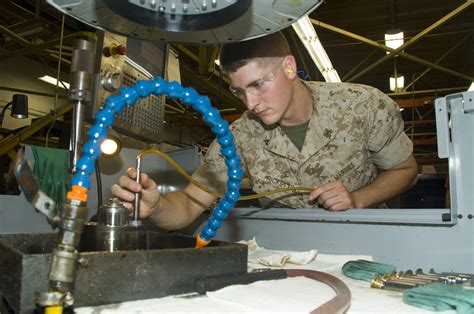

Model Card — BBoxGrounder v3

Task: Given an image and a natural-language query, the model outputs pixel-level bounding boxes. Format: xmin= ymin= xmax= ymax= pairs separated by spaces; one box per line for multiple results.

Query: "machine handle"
xmin=194 ymin=269 xmax=288 ymax=294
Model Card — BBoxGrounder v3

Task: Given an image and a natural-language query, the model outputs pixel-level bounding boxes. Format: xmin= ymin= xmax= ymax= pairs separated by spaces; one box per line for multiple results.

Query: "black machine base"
xmin=0 ymin=232 xmax=247 ymax=313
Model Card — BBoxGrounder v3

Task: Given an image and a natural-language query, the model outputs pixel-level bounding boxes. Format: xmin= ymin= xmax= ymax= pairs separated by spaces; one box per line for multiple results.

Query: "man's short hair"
xmin=219 ymin=31 xmax=291 ymax=74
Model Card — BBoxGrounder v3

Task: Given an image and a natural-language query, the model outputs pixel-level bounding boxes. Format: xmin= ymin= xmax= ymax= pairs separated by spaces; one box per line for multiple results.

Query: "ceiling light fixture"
xmin=292 ymin=15 xmax=341 ymax=83
xmin=38 ymin=75 xmax=70 ymax=89
xmin=389 ymin=75 xmax=405 ymax=92
xmin=384 ymin=29 xmax=404 ymax=54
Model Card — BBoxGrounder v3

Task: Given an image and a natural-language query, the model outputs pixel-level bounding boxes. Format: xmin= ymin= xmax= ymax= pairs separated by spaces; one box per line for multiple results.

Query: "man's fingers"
xmin=328 ymin=201 xmax=351 ymax=211
xmin=121 ymin=202 xmax=133 ymax=212
xmin=111 ymin=182 xmax=136 ymax=202
xmin=309 ymin=181 xmax=340 ymax=201
xmin=140 ymin=173 xmax=157 ymax=190
xmin=322 ymin=195 xmax=350 ymax=211
xmin=118 ymin=175 xmax=141 ymax=193
xmin=127 ymin=167 xmax=137 ymax=179
xmin=309 ymin=180 xmax=353 ymax=211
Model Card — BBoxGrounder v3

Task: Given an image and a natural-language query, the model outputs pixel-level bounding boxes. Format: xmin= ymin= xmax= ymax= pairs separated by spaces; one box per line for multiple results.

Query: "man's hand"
xmin=111 ymin=167 xmax=160 ymax=218
xmin=308 ymin=180 xmax=355 ymax=211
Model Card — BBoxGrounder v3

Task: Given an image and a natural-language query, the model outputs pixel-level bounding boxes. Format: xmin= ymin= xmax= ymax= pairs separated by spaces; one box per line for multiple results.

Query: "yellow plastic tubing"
xmin=136 ymin=149 xmax=313 ymax=201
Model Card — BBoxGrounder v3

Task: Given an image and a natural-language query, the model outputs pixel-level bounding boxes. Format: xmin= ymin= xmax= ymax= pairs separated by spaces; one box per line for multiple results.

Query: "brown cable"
xmin=286 ymin=269 xmax=352 ymax=314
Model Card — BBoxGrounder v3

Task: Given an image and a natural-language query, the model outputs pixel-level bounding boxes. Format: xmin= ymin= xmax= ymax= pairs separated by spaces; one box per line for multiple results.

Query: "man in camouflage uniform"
xmin=112 ymin=32 xmax=417 ymax=229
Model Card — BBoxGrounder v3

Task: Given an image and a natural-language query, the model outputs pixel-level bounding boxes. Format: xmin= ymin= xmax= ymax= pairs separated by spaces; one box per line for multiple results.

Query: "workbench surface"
xmin=76 ymin=252 xmax=454 ymax=313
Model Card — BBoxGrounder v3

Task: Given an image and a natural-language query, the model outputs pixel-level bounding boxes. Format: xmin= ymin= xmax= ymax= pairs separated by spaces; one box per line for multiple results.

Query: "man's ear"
xmin=283 ymin=55 xmax=297 ymax=79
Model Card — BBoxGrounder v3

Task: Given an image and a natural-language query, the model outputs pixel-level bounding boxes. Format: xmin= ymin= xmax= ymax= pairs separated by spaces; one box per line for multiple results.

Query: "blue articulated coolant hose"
xmin=71 ymin=77 xmax=243 ymax=247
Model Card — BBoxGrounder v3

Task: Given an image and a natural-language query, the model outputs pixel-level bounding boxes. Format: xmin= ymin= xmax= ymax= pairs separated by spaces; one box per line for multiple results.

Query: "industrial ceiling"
xmin=0 ymin=0 xmax=473 ymax=165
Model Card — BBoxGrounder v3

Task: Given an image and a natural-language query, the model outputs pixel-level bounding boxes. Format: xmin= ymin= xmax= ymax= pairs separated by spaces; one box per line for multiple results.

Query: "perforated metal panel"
xmin=116 ymin=71 xmax=165 ymax=142
xmin=90 ymin=31 xmax=167 ymax=143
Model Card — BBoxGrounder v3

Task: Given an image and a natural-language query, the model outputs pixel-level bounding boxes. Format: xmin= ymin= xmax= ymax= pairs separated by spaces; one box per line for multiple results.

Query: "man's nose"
xmin=245 ymin=92 xmax=260 ymax=111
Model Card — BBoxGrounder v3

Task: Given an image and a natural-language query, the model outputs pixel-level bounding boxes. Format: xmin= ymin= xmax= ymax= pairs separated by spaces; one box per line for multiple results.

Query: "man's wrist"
xmin=351 ymin=191 xmax=365 ymax=209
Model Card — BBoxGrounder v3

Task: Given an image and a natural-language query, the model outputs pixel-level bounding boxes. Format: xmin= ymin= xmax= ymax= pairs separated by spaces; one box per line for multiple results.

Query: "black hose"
xmin=95 ymin=160 xmax=102 ymax=207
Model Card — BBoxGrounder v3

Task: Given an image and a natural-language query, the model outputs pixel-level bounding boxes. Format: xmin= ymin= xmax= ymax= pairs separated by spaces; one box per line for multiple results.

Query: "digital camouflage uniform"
xmin=192 ymin=81 xmax=413 ymax=208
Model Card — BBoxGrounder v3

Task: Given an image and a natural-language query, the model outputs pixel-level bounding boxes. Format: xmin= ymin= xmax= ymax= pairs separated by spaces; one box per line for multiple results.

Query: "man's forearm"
xmin=352 ymin=155 xmax=418 ymax=208
xmin=148 ymin=185 xmax=216 ymax=230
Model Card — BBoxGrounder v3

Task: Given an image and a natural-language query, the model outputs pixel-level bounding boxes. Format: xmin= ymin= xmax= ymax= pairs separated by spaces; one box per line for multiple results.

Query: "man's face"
xmin=228 ymin=58 xmax=293 ymax=125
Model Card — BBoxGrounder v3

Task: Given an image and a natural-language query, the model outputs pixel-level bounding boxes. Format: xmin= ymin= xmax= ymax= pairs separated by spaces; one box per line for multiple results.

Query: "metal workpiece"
xmin=81 ymin=223 xmax=147 ymax=252
xmin=0 ymin=232 xmax=247 ymax=313
xmin=98 ymin=197 xmax=129 ymax=226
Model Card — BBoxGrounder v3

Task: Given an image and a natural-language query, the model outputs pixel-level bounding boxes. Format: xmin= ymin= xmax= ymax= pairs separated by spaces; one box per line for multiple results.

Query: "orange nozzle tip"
xmin=67 ymin=185 xmax=88 ymax=202
xmin=195 ymin=235 xmax=210 ymax=248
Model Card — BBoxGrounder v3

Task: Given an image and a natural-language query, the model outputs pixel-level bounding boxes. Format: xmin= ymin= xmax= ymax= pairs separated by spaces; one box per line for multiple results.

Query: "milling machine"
xmin=0 ymin=1 xmax=335 ymax=313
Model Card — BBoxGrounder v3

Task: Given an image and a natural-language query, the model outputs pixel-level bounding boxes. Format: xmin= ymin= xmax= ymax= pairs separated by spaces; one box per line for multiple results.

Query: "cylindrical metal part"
xmin=49 ymin=248 xmax=78 ymax=283
xmin=58 ymin=201 xmax=89 ymax=247
xmin=98 ymin=197 xmax=128 ymax=226
xmin=382 ymin=280 xmax=418 ymax=291
xmin=81 ymin=223 xmax=146 ymax=252
xmin=69 ymin=36 xmax=96 ymax=102
xmin=68 ymin=34 xmax=97 ymax=172
xmin=133 ymin=158 xmax=142 ymax=223
xmin=70 ymin=99 xmax=85 ymax=172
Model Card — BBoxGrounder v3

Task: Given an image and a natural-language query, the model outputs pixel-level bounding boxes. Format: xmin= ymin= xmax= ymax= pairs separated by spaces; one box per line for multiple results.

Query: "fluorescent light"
xmin=468 ymin=82 xmax=474 ymax=91
xmin=389 ymin=75 xmax=405 ymax=92
xmin=292 ymin=15 xmax=341 ymax=83
xmin=38 ymin=75 xmax=70 ymax=89
xmin=385 ymin=29 xmax=404 ymax=54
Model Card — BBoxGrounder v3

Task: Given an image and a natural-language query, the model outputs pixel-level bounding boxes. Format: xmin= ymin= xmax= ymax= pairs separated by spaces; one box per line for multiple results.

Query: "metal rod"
xmin=70 ymin=99 xmax=85 ymax=172
xmin=133 ymin=157 xmax=142 ymax=223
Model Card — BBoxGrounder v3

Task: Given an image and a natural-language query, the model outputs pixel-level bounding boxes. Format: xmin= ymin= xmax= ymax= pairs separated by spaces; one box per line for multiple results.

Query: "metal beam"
xmin=403 ymin=119 xmax=436 ymax=126
xmin=310 ymin=8 xmax=474 ymax=83
xmin=0 ymin=86 xmax=67 ymax=99
xmin=402 ymin=31 xmax=473 ymax=92
xmin=198 ymin=45 xmax=208 ymax=76
xmin=179 ymin=61 xmax=245 ymax=111
xmin=0 ymin=103 xmax=73 ymax=157
xmin=396 ymin=96 xmax=435 ymax=108
xmin=341 ymin=1 xmax=473 ymax=82
xmin=0 ymin=34 xmax=76 ymax=59
xmin=175 ymin=44 xmax=231 ymax=85
xmin=387 ymin=86 xmax=468 ymax=97
xmin=412 ymin=138 xmax=437 ymax=146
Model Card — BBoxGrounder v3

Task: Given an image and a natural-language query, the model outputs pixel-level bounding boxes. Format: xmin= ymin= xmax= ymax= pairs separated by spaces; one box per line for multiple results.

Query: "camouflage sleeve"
xmin=191 ymin=139 xmax=228 ymax=194
xmin=366 ymin=88 xmax=413 ymax=170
